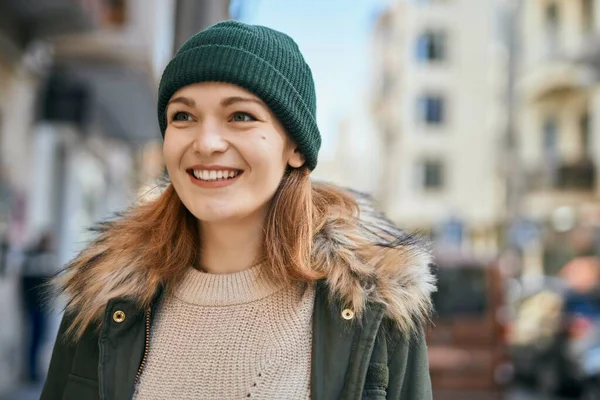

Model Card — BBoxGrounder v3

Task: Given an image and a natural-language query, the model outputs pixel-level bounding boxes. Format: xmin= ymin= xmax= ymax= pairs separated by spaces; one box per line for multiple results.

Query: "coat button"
xmin=341 ymin=308 xmax=355 ymax=320
xmin=113 ymin=310 xmax=126 ymax=323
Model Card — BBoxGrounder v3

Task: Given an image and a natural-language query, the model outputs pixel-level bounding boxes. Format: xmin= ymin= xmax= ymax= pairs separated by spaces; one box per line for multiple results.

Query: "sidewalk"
xmin=1 ymin=382 xmax=44 ymax=400
xmin=0 ymin=276 xmax=24 ymax=397
xmin=0 ymin=270 xmax=60 ymax=399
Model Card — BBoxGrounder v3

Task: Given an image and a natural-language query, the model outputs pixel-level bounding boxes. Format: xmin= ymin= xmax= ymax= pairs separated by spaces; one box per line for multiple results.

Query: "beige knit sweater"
xmin=133 ymin=264 xmax=316 ymax=400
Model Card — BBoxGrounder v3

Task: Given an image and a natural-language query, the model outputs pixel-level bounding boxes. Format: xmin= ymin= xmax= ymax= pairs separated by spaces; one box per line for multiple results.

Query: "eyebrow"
xmin=221 ymin=96 xmax=265 ymax=108
xmin=167 ymin=96 xmax=195 ymax=108
xmin=166 ymin=95 xmax=266 ymax=111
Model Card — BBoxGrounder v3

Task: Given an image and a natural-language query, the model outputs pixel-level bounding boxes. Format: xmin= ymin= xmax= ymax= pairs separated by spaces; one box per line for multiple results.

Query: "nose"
xmin=192 ymin=121 xmax=228 ymax=156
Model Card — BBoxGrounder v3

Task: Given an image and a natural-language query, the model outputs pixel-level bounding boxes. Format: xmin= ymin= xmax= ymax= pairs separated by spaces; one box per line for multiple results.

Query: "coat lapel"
xmin=311 ymin=281 xmax=386 ymax=400
xmin=98 ymin=298 xmax=146 ymax=400
xmin=311 ymin=281 xmax=355 ymax=399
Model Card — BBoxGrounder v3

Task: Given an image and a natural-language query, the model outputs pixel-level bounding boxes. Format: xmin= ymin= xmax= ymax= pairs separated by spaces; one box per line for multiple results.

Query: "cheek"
xmin=236 ymin=141 xmax=287 ymax=205
xmin=244 ymin=141 xmax=287 ymax=182
xmin=162 ymin=135 xmax=174 ymax=164
xmin=162 ymin=133 xmax=185 ymax=174
xmin=250 ymin=167 xmax=286 ymax=211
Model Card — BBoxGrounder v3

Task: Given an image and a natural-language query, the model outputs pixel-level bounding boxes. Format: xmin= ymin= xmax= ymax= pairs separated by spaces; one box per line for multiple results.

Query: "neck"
xmin=199 ymin=212 xmax=266 ymax=274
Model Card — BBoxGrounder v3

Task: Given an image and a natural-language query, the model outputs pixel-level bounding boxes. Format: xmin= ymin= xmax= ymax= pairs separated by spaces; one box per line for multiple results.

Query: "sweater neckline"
xmin=174 ymin=263 xmax=286 ymax=306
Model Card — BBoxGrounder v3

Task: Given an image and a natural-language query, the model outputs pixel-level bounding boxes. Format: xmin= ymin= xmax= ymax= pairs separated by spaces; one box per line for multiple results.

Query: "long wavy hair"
xmin=138 ymin=166 xmax=360 ymax=284
xmin=57 ymin=166 xmax=359 ymax=338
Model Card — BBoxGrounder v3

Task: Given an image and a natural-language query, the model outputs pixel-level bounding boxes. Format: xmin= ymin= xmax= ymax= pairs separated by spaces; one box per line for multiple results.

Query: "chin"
xmin=188 ymin=202 xmax=249 ymax=223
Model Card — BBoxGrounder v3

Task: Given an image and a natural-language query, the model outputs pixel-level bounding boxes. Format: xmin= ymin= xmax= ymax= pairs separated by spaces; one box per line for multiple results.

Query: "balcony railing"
xmin=528 ymin=159 xmax=596 ymax=191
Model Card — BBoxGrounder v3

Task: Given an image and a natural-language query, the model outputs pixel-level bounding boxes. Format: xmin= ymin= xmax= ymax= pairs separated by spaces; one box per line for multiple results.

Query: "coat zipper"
xmin=134 ymin=306 xmax=152 ymax=384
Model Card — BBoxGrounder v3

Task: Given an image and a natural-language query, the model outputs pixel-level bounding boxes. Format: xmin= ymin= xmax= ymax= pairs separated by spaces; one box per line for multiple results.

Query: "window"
xmin=543 ymin=117 xmax=559 ymax=156
xmin=377 ymin=13 xmax=393 ymax=42
xmin=580 ymin=111 xmax=591 ymax=158
xmin=542 ymin=117 xmax=560 ymax=187
xmin=583 ymin=0 xmax=594 ymax=33
xmin=418 ymin=160 xmax=445 ymax=190
xmin=414 ymin=0 xmax=446 ymax=4
xmin=101 ymin=0 xmax=127 ymax=28
xmin=418 ymin=95 xmax=445 ymax=125
xmin=416 ymin=30 xmax=447 ymax=62
xmin=545 ymin=2 xmax=560 ymax=55
xmin=546 ymin=2 xmax=559 ymax=26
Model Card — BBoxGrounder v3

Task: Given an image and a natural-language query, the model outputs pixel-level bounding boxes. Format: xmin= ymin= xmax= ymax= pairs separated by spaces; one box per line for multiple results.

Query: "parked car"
xmin=427 ymin=250 xmax=512 ymax=398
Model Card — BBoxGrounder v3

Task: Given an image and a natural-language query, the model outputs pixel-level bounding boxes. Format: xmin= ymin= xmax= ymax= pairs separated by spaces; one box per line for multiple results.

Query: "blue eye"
xmin=231 ymin=112 xmax=256 ymax=122
xmin=172 ymin=111 xmax=192 ymax=122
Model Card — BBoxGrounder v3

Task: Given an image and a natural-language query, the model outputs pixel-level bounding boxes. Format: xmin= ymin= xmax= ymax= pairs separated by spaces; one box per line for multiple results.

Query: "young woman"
xmin=41 ymin=20 xmax=435 ymax=400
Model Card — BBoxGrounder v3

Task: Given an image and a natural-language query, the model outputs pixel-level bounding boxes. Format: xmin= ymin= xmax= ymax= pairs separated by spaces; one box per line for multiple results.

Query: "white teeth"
xmin=192 ymin=169 xmax=240 ymax=181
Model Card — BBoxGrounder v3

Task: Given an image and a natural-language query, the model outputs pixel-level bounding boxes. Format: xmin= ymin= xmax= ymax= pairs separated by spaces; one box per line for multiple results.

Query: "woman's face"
xmin=163 ymin=82 xmax=305 ymax=224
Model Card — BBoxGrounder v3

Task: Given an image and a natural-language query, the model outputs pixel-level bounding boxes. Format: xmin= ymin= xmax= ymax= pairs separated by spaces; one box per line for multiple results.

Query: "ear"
xmin=288 ymin=148 xmax=306 ymax=168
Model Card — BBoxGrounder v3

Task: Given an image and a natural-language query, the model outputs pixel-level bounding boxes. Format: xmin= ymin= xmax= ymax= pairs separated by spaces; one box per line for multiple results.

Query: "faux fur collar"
xmin=56 ymin=187 xmax=435 ymax=338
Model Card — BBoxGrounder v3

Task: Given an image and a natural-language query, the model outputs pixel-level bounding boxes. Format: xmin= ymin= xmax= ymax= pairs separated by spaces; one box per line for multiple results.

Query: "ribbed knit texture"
xmin=157 ymin=20 xmax=321 ymax=170
xmin=133 ymin=264 xmax=316 ymax=400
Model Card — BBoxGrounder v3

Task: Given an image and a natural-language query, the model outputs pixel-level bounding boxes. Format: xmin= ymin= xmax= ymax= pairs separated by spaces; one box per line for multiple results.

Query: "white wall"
xmin=0 ymin=71 xmax=37 ymax=195
xmin=385 ymin=0 xmax=503 ymax=228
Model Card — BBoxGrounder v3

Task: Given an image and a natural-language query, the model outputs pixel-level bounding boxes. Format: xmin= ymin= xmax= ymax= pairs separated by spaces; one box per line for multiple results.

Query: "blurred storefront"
xmin=0 ymin=0 xmax=100 ymax=393
xmin=35 ymin=0 xmax=167 ymax=267
xmin=0 ymin=0 xmax=94 ymax=247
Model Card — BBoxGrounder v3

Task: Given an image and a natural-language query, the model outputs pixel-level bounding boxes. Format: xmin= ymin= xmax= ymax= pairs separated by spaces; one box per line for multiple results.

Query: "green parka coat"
xmin=41 ymin=191 xmax=436 ymax=400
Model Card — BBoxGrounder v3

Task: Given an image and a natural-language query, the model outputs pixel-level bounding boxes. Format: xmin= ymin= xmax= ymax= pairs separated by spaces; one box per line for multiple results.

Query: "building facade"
xmin=516 ymin=0 xmax=600 ymax=274
xmin=370 ymin=0 xmax=506 ymax=255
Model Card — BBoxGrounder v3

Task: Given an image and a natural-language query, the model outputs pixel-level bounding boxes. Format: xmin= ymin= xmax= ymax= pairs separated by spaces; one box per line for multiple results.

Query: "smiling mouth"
xmin=186 ymin=168 xmax=244 ymax=182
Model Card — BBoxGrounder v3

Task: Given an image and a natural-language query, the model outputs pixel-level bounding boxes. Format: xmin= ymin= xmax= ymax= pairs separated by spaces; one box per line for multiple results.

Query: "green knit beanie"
xmin=157 ymin=20 xmax=321 ymax=170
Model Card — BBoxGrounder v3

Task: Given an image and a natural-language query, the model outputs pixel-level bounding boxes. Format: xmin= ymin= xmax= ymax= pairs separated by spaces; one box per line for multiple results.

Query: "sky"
xmin=230 ymin=0 xmax=394 ymax=158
